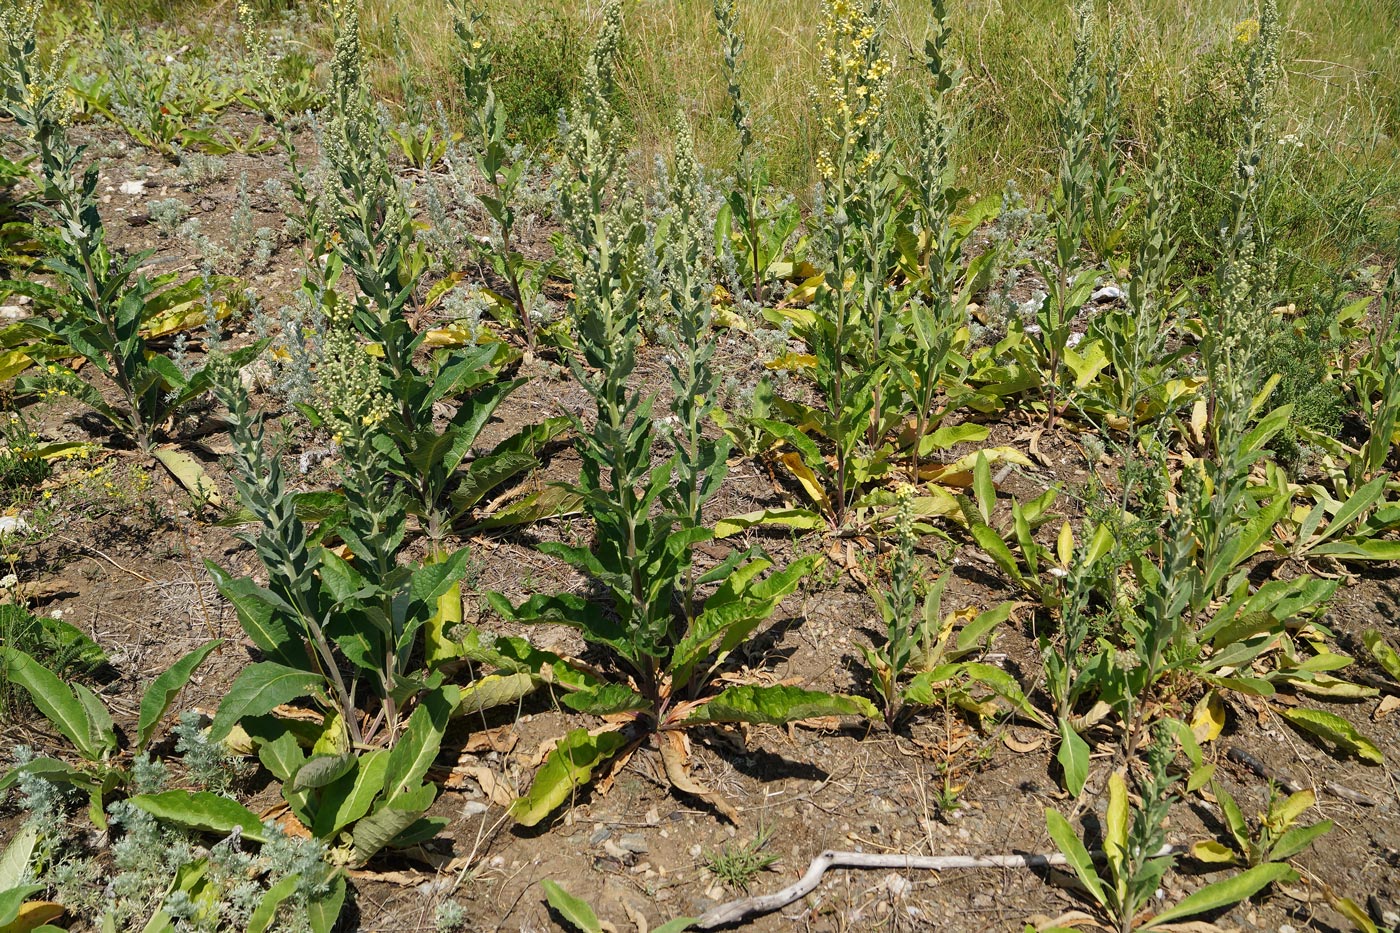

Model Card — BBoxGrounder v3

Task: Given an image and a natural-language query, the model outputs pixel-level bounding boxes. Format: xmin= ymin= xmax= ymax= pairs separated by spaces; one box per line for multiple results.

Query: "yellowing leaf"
xmin=1056 ymin=521 xmax=1073 ymax=567
xmin=1189 ymin=840 xmax=1238 ymax=864
xmin=1190 ymin=398 xmax=1208 ymax=446
xmin=765 ymin=352 xmax=817 ymax=371
xmin=1190 ymin=691 xmax=1225 ymax=744
xmin=777 ymin=451 xmax=830 ymax=512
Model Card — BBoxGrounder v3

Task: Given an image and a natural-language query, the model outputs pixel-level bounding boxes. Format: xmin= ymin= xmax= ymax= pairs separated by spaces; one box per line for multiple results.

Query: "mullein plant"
xmin=451 ymin=1 xmax=555 ymax=349
xmin=762 ymin=0 xmax=898 ymax=526
xmin=202 ymin=364 xmax=537 ymax=866
xmin=1045 ymin=728 xmax=1292 ymax=933
xmin=2 ymin=3 xmax=259 ymax=454
xmin=1191 ymin=0 xmax=1286 ymax=596
xmin=888 ymin=0 xmax=975 ymax=482
xmin=711 ymin=0 xmax=801 ymax=308
xmin=490 ymin=14 xmax=873 ymax=824
xmin=294 ymin=0 xmax=558 ymax=551
xmin=1029 ymin=0 xmax=1102 ymax=428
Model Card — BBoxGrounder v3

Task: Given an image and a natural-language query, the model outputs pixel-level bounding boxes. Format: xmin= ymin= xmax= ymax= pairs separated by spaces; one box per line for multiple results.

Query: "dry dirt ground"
xmin=2 ymin=114 xmax=1398 ymax=933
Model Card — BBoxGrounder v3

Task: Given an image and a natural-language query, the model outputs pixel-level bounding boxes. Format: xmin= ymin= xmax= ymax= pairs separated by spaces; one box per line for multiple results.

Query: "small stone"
xmin=618 ymin=834 xmax=649 ymax=854
xmin=687 ymin=845 xmax=702 ymax=858
xmin=0 ymin=515 xmax=29 ymax=536
xmin=884 ymin=873 xmax=910 ymax=899
xmin=0 ymin=305 xmax=28 ymax=320
xmin=588 ymin=826 xmax=611 ymax=846
xmin=119 ymin=180 xmax=146 ymax=196
xmin=1091 ymin=285 xmax=1123 ymax=303
xmin=972 ymin=894 xmax=993 ymax=909
xmin=645 ymin=807 xmax=660 ymax=825
xmin=1278 ymin=925 xmax=1296 ymax=933
xmin=460 ymin=801 xmax=488 ymax=818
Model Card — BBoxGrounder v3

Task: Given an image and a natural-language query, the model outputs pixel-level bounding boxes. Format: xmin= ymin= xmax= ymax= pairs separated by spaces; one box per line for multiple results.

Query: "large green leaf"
xmin=208 ymin=663 xmax=322 ymax=743
xmin=311 ymin=751 xmax=390 ymax=839
xmin=246 ymin=872 xmax=300 ymax=933
xmin=0 ymin=824 xmax=38 ymax=890
xmin=2 ymin=647 xmax=109 ymax=761
xmin=1145 ymin=863 xmax=1293 ymax=927
xmin=560 ymin=682 xmax=651 ymax=716
xmin=128 ymin=790 xmax=268 ymax=844
xmin=137 ymin=639 xmax=222 ymax=751
xmin=455 ymin=672 xmax=538 ymax=716
xmin=382 ymin=690 xmax=453 ymax=803
xmin=1364 ymin=630 xmax=1400 ymax=683
xmin=1044 ymin=809 xmax=1106 ymax=909
xmin=684 ymin=685 xmax=877 ymax=725
xmin=0 ymin=884 xmax=45 ymax=927
xmin=541 ymin=880 xmax=602 ymax=933
xmin=1278 ymin=708 xmax=1383 ymax=764
xmin=713 ymin=508 xmax=823 ymax=539
xmin=510 ymin=729 xmax=630 ymax=827
xmin=1057 ymin=717 xmax=1090 ymax=798
xmin=307 ymin=873 xmax=346 ymax=933
xmin=349 ymin=782 xmax=437 ymax=865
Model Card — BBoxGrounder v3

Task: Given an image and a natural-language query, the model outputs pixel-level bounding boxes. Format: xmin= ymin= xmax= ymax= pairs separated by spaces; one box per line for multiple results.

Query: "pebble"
xmin=0 ymin=305 xmax=28 ymax=320
xmin=119 ymin=180 xmax=146 ymax=195
xmin=618 ymin=834 xmax=649 ymax=854
xmin=588 ymin=826 xmax=611 ymax=846
xmin=884 ymin=873 xmax=910 ymax=898
xmin=460 ymin=801 xmax=488 ymax=818
xmin=1091 ymin=285 xmax=1124 ymax=302
xmin=0 ymin=515 xmax=29 ymax=535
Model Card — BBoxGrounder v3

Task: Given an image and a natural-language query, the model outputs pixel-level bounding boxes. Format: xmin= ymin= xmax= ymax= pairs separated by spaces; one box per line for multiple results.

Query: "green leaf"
xmin=208 ymin=663 xmax=322 ymax=743
xmin=541 ymin=880 xmax=602 ymax=933
xmin=1057 ymin=718 xmax=1089 ymax=797
xmin=293 ymin=753 xmax=359 ymax=791
xmin=454 ymin=672 xmax=538 ymax=716
xmin=0 ymin=884 xmax=45 ymax=927
xmin=560 ymin=682 xmax=652 ymax=715
xmin=1278 ymin=708 xmax=1383 ymax=764
xmin=0 ymin=824 xmax=38 ymax=890
xmin=1145 ymin=863 xmax=1293 ymax=927
xmin=349 ymin=782 xmax=437 ymax=865
xmin=382 ymin=690 xmax=452 ymax=803
xmin=684 ymin=685 xmax=877 ymax=725
xmin=307 ymin=873 xmax=346 ymax=933
xmin=128 ymin=790 xmax=268 ymax=843
xmin=713 ymin=508 xmax=824 ymax=539
xmin=1044 ymin=809 xmax=1107 ymax=909
xmin=311 ymin=751 xmax=390 ymax=839
xmin=1363 ymin=630 xmax=1400 ymax=683
xmin=246 ymin=873 xmax=300 ymax=933
xmin=510 ymin=729 xmax=630 ymax=827
xmin=1270 ymin=820 xmax=1332 ymax=861
xmin=152 ymin=445 xmax=222 ymax=507
xmin=1 ymin=647 xmax=106 ymax=760
xmin=653 ymin=919 xmax=697 ymax=933
xmin=137 ymin=639 xmax=222 ymax=751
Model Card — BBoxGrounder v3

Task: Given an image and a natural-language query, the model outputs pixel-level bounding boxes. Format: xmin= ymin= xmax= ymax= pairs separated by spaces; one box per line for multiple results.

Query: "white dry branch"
xmin=694 ymin=845 xmax=1179 ymax=928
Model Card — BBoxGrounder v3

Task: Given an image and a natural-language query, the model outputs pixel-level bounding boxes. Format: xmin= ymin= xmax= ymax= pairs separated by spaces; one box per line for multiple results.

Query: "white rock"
xmin=0 ymin=305 xmax=28 ymax=320
xmin=1091 ymin=285 xmax=1123 ymax=303
xmin=119 ymin=180 xmax=147 ymax=196
xmin=884 ymin=873 xmax=911 ymax=899
xmin=0 ymin=515 xmax=29 ymax=535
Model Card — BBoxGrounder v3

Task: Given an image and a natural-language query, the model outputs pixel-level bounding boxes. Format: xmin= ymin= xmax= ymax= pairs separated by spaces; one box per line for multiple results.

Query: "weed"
xmin=704 ymin=825 xmax=780 ymax=893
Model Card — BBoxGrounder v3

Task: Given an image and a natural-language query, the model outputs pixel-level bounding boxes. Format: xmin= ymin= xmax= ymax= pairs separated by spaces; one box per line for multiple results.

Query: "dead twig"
xmin=694 ymin=845 xmax=1179 ymax=928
